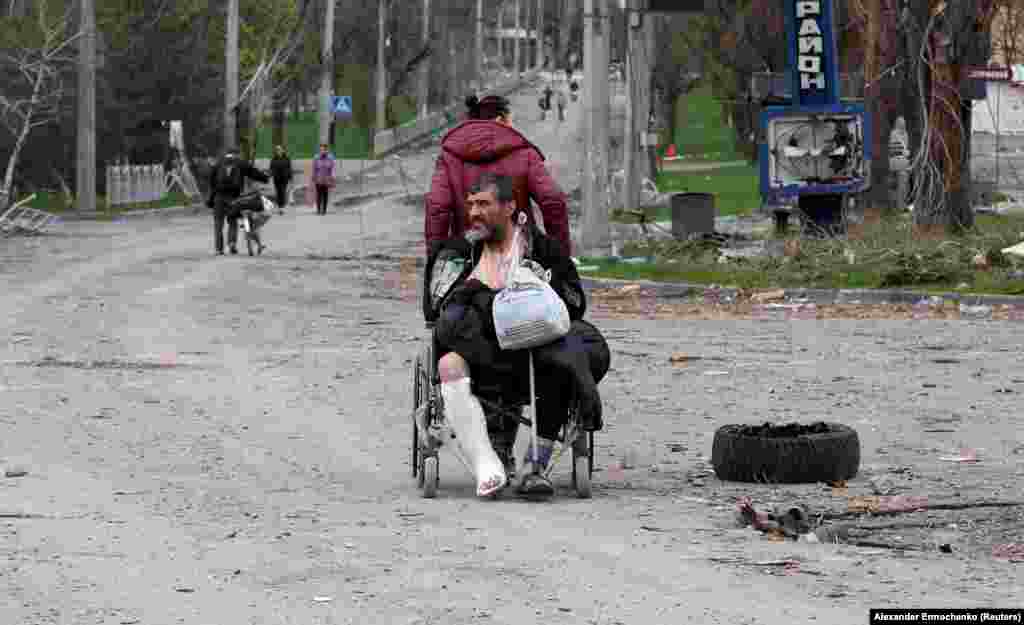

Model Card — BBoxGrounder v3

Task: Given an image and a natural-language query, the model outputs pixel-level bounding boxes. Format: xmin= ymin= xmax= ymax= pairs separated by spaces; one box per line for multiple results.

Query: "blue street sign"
xmin=331 ymin=95 xmax=352 ymax=120
xmin=785 ymin=0 xmax=840 ymax=107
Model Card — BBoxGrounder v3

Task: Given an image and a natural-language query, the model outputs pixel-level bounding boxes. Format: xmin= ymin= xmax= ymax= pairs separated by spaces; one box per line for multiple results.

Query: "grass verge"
xmin=612 ymin=162 xmax=760 ymax=223
xmin=23 ymin=191 xmax=194 ymax=215
xmin=670 ymin=85 xmax=739 ymax=161
xmin=251 ymin=108 xmax=420 ymax=160
xmin=582 ymin=213 xmax=1024 ymax=296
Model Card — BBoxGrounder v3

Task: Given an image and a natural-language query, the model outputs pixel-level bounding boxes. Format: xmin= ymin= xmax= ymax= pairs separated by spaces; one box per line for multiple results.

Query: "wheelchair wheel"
xmin=412 ymin=355 xmax=424 ymax=481
xmin=571 ymin=432 xmax=594 ymax=499
xmin=572 ymin=451 xmax=592 ymax=499
xmin=422 ymin=456 xmax=438 ymax=498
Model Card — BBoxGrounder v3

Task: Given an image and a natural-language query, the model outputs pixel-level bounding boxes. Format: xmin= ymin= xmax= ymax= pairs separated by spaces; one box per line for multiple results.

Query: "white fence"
xmin=105 ymin=162 xmax=202 ymax=207
xmin=106 ymin=164 xmax=166 ymax=206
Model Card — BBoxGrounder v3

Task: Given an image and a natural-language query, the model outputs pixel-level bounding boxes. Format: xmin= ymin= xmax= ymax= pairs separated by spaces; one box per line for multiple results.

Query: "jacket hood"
xmin=441 ymin=120 xmax=546 ymax=164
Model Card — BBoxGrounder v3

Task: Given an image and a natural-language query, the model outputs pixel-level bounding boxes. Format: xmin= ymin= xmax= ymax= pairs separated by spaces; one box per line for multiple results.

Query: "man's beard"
xmin=466 ymin=222 xmax=508 ymax=244
xmin=464 ymin=224 xmax=493 ymax=244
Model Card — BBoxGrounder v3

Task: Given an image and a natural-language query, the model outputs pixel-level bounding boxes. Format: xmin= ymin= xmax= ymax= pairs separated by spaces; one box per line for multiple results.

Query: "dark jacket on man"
xmin=207 ymin=152 xmax=269 ymax=207
xmin=206 ymin=152 xmax=270 ymax=253
xmin=269 ymin=153 xmax=293 ymax=184
xmin=424 ymin=224 xmax=607 ymax=431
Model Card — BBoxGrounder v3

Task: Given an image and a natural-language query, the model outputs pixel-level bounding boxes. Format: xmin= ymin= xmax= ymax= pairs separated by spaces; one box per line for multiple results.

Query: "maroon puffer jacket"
xmin=424 ymin=120 xmax=571 ymax=254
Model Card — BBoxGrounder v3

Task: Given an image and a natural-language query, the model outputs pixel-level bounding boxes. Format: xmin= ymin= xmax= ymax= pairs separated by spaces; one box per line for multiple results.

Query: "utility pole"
xmin=514 ymin=0 xmax=522 ymax=75
xmin=535 ymin=0 xmax=543 ymax=71
xmin=622 ymin=0 xmax=651 ymax=214
xmin=449 ymin=27 xmax=459 ymax=108
xmin=376 ymin=0 xmax=388 ymax=135
xmin=475 ymin=0 xmax=484 ymax=91
xmin=643 ymin=7 xmax=656 ymax=179
xmin=419 ymin=0 xmax=430 ymax=119
xmin=225 ymin=0 xmax=239 ymax=151
xmin=558 ymin=0 xmax=575 ymax=71
xmin=76 ymin=0 xmax=95 ymax=212
xmin=498 ymin=4 xmax=505 ymax=72
xmin=527 ymin=0 xmax=534 ymax=71
xmin=582 ymin=0 xmax=611 ymax=255
xmin=622 ymin=0 xmax=636 ymax=216
xmin=319 ymin=0 xmax=335 ymax=146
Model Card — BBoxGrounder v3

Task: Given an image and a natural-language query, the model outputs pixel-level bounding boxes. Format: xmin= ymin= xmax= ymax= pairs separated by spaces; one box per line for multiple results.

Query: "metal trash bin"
xmin=670 ymin=192 xmax=716 ymax=239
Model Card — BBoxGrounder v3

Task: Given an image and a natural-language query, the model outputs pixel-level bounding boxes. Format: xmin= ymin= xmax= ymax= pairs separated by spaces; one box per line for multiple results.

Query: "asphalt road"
xmin=2 ymin=91 xmax=1023 ymax=624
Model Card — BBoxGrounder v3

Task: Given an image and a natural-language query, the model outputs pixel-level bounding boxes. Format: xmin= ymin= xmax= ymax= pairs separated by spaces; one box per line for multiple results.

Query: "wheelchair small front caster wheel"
xmin=421 ymin=456 xmax=438 ymax=499
xmin=572 ymin=452 xmax=591 ymax=499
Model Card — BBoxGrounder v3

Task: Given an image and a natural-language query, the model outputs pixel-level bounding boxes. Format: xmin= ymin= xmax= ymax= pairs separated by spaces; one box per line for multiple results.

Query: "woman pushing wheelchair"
xmin=422 ymin=172 xmax=610 ymax=499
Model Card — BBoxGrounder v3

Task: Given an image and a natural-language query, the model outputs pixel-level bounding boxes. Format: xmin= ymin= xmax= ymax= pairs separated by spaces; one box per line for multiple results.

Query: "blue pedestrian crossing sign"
xmin=331 ymin=95 xmax=352 ymax=121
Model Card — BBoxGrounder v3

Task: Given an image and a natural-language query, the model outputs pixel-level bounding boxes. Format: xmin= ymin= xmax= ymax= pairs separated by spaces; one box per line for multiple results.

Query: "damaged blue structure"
xmin=759 ymin=0 xmax=872 ymax=233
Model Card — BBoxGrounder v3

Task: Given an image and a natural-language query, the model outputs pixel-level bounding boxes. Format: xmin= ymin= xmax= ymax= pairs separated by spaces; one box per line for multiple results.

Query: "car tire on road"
xmin=711 ymin=422 xmax=860 ymax=484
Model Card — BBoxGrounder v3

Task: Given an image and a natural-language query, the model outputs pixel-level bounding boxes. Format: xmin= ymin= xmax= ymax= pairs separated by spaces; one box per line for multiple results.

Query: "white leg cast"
xmin=440 ymin=378 xmax=508 ymax=497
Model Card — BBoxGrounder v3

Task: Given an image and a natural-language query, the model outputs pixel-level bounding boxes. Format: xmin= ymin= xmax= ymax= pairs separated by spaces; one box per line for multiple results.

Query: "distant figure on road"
xmin=425 ymin=94 xmax=572 ymax=256
xmin=312 ymin=143 xmax=336 ymax=216
xmin=556 ymin=87 xmax=568 ymax=122
xmin=539 ymin=85 xmax=553 ymax=121
xmin=269 ymin=145 xmax=293 ymax=214
xmin=207 ymin=147 xmax=269 ymax=255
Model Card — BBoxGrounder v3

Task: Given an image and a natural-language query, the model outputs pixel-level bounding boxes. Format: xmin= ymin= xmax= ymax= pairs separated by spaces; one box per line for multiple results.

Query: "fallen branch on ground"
xmin=828 ymin=499 xmax=1024 ymax=520
xmin=843 ymin=538 xmax=924 ymax=551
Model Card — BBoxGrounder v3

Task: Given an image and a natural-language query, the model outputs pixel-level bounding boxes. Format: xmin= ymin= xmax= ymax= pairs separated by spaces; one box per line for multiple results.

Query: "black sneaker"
xmin=517 ymin=472 xmax=554 ymax=499
xmin=216 ymin=250 xmax=225 ymax=256
xmin=229 ymin=247 xmax=238 ymax=255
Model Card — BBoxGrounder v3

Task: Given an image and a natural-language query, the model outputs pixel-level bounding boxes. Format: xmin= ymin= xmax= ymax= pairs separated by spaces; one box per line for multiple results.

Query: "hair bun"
xmin=465 ymin=95 xmax=480 ymax=109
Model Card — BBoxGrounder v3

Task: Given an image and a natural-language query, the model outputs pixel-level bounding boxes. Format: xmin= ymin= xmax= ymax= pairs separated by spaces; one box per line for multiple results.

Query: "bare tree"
xmin=908 ymin=0 xmax=998 ymax=234
xmin=990 ymin=0 xmax=1024 ymax=66
xmin=0 ymin=1 xmax=80 ymax=208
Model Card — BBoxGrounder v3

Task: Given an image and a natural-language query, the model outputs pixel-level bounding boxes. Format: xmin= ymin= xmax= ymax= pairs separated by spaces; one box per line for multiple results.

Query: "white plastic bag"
xmin=492 ymin=215 xmax=569 ymax=350
xmin=492 ymin=266 xmax=570 ymax=350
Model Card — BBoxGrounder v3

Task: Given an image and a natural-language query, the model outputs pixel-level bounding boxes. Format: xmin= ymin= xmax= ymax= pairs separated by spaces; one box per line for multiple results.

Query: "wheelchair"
xmin=411 ymin=321 xmax=596 ymax=499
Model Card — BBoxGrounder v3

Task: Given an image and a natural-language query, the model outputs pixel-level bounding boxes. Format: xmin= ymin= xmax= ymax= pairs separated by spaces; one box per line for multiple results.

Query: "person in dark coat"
xmin=424 ymin=173 xmax=609 ymax=498
xmin=206 ymin=148 xmax=270 ymax=255
xmin=540 ymin=85 xmax=554 ymax=120
xmin=425 ymin=94 xmax=572 ymax=256
xmin=269 ymin=145 xmax=293 ymax=213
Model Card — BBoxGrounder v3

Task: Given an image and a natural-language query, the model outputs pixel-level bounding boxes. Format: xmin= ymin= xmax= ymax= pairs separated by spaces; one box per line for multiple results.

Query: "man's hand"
xmin=521 ymin=258 xmax=551 ymax=283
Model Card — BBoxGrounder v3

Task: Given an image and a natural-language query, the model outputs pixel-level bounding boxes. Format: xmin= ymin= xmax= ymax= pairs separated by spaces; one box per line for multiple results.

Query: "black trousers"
xmin=212 ymin=196 xmax=238 ymax=252
xmin=531 ymin=320 xmax=610 ymax=439
xmin=315 ymin=184 xmax=330 ymax=214
xmin=273 ymin=180 xmax=289 ymax=208
xmin=441 ymin=319 xmax=610 ymax=441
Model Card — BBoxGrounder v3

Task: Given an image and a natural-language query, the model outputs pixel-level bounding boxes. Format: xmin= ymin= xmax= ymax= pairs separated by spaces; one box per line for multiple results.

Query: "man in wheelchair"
xmin=423 ymin=173 xmax=610 ymax=498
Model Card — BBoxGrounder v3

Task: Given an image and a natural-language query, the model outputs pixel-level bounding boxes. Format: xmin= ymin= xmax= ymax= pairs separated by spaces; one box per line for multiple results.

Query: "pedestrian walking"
xmin=269 ymin=145 xmax=293 ymax=214
xmin=539 ymin=85 xmax=553 ymax=121
xmin=425 ymin=94 xmax=572 ymax=256
xmin=556 ymin=87 xmax=568 ymax=122
xmin=312 ymin=143 xmax=336 ymax=215
xmin=206 ymin=147 xmax=269 ymax=255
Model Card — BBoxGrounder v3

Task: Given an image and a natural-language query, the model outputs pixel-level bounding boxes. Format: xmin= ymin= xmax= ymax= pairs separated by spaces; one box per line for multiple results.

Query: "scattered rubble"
xmin=3 ymin=466 xmax=29 ymax=478
xmin=991 ymin=544 xmax=1024 ymax=562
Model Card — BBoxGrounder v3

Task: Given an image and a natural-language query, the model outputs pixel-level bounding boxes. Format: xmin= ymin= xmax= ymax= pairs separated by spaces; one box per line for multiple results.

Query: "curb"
xmin=333 ymin=188 xmax=418 ymax=207
xmin=580 ymin=276 xmax=1024 ymax=307
xmin=55 ymin=187 xmax=422 ymax=223
xmin=372 ymin=71 xmax=541 ymax=158
xmin=55 ymin=204 xmax=202 ymax=221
